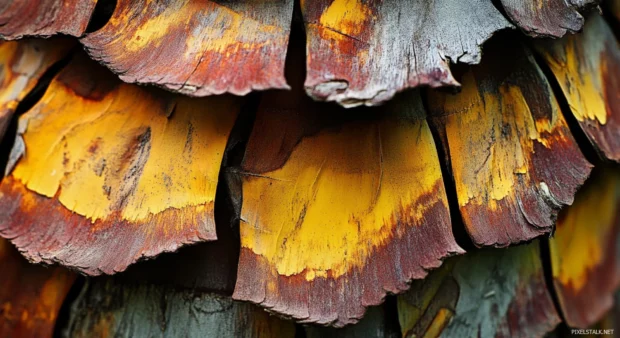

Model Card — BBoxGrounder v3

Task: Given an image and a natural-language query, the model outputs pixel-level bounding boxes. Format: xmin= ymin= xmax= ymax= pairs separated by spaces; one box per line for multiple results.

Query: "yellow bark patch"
xmin=538 ymin=38 xmax=607 ymax=124
xmin=547 ymin=166 xmax=620 ymax=328
xmin=241 ymin=117 xmax=443 ymax=280
xmin=424 ymin=308 xmax=454 ymax=338
xmin=118 ymin=0 xmax=277 ymax=55
xmin=534 ymin=14 xmax=620 ymax=162
xmin=0 ymin=39 xmax=72 ymax=136
xmin=319 ymin=0 xmax=372 ymax=37
xmin=550 ymin=169 xmax=620 ymax=292
xmin=427 ymin=42 xmax=590 ymax=246
xmin=81 ymin=0 xmax=293 ymax=97
xmin=10 ymin=66 xmax=239 ymax=224
xmin=432 ymin=71 xmax=561 ymax=210
xmin=397 ymin=262 xmax=456 ymax=336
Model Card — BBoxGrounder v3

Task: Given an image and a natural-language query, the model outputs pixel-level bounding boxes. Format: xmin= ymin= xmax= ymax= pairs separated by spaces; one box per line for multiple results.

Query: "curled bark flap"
xmin=0 ymin=38 xmax=73 ymax=144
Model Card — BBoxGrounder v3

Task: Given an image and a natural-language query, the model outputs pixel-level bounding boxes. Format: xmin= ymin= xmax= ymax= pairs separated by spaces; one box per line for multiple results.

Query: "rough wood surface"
xmin=398 ymin=241 xmax=561 ymax=338
xmin=305 ymin=306 xmax=399 ymax=338
xmin=549 ymin=167 xmax=620 ymax=328
xmin=81 ymin=0 xmax=294 ymax=97
xmin=428 ymin=42 xmax=591 ymax=247
xmin=302 ymin=0 xmax=513 ymax=107
xmin=63 ymin=278 xmax=295 ymax=338
xmin=0 ymin=0 xmax=96 ymax=39
xmin=499 ymin=0 xmax=597 ymax=37
xmin=232 ymin=52 xmax=463 ymax=326
xmin=0 ymin=54 xmax=240 ymax=275
xmin=535 ymin=14 xmax=620 ymax=162
xmin=0 ymin=238 xmax=76 ymax=338
xmin=0 ymin=38 xmax=72 ymax=142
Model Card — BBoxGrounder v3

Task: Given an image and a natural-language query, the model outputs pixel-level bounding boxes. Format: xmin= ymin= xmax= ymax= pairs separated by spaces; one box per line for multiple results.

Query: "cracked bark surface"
xmin=302 ymin=0 xmax=513 ymax=107
xmin=535 ymin=14 xmax=620 ymax=162
xmin=0 ymin=53 xmax=240 ymax=275
xmin=232 ymin=46 xmax=462 ymax=327
xmin=428 ymin=41 xmax=591 ymax=247
xmin=499 ymin=0 xmax=597 ymax=38
xmin=80 ymin=0 xmax=294 ymax=97
xmin=0 ymin=0 xmax=96 ymax=39
xmin=63 ymin=278 xmax=295 ymax=338
xmin=0 ymin=6 xmax=619 ymax=336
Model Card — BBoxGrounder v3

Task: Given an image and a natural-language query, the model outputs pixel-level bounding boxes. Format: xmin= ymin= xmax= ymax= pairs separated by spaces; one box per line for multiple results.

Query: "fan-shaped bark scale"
xmin=65 ymin=278 xmax=295 ymax=338
xmin=80 ymin=0 xmax=294 ymax=97
xmin=0 ymin=55 xmax=240 ymax=275
xmin=428 ymin=42 xmax=591 ymax=247
xmin=233 ymin=71 xmax=463 ymax=326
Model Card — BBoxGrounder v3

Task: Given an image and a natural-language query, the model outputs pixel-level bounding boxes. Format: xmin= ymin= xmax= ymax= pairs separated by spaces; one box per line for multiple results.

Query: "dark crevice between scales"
xmin=530 ymin=44 xmax=601 ymax=166
xmin=52 ymin=277 xmax=86 ymax=338
xmin=530 ymin=42 xmax=602 ymax=327
xmin=295 ymin=324 xmax=308 ymax=338
xmin=421 ymin=85 xmax=476 ymax=252
xmin=489 ymin=0 xmax=513 ymax=27
xmin=85 ymin=0 xmax=117 ymax=34
xmin=383 ymin=295 xmax=402 ymax=336
xmin=0 ymin=50 xmax=75 ymax=178
xmin=603 ymin=1 xmax=620 ymax=41
xmin=539 ymin=238 xmax=567 ymax=326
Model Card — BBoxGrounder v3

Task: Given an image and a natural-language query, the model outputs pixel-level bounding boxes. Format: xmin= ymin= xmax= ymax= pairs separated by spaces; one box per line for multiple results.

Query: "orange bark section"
xmin=0 ymin=238 xmax=76 ymax=337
